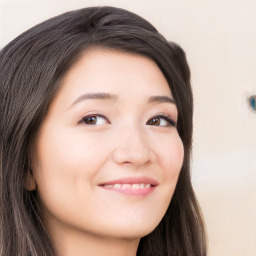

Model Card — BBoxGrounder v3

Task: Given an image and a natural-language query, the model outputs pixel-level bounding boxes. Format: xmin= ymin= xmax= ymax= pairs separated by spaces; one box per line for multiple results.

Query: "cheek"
xmin=32 ymin=126 xmax=112 ymax=203
xmin=31 ymin=127 xmax=106 ymax=223
xmin=155 ymin=133 xmax=184 ymax=202
xmin=160 ymin=134 xmax=184 ymax=178
xmin=34 ymin=126 xmax=102 ymax=174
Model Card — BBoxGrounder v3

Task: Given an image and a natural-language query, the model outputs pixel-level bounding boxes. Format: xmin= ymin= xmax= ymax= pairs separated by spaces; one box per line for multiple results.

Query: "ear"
xmin=24 ymin=169 xmax=37 ymax=191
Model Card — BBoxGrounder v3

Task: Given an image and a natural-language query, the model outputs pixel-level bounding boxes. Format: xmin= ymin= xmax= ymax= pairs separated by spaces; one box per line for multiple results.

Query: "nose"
xmin=112 ymin=126 xmax=155 ymax=167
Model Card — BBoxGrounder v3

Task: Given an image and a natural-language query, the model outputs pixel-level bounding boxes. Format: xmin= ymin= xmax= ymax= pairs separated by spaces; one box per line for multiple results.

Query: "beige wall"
xmin=1 ymin=1 xmax=255 ymax=255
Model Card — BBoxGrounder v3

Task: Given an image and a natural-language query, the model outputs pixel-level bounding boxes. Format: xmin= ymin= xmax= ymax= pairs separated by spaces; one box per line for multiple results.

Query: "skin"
xmin=28 ymin=48 xmax=184 ymax=256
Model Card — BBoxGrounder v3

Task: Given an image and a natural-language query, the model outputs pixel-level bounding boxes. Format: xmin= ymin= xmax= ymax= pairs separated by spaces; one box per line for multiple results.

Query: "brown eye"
xmin=80 ymin=114 xmax=109 ymax=125
xmin=146 ymin=115 xmax=177 ymax=127
xmin=147 ymin=117 xmax=161 ymax=126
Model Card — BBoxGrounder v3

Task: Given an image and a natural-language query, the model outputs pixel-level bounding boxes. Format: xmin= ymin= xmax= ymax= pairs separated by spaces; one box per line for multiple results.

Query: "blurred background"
xmin=1 ymin=0 xmax=255 ymax=255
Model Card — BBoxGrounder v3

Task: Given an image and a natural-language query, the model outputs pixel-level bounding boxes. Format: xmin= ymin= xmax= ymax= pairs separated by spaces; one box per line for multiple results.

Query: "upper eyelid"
xmin=78 ymin=112 xmax=108 ymax=120
xmin=78 ymin=113 xmax=110 ymax=125
xmin=150 ymin=112 xmax=177 ymax=122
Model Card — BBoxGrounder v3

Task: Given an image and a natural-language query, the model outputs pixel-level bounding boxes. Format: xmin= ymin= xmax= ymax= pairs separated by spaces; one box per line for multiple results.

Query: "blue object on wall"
xmin=249 ymin=95 xmax=256 ymax=112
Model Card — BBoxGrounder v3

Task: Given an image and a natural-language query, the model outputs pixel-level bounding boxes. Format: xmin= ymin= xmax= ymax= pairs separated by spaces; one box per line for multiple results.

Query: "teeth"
xmin=104 ymin=183 xmax=151 ymax=189
xmin=122 ymin=184 xmax=131 ymax=189
xmin=113 ymin=184 xmax=121 ymax=189
xmin=131 ymin=184 xmax=140 ymax=189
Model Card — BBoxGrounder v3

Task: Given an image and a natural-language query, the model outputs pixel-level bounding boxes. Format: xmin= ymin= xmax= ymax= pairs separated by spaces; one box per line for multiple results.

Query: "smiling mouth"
xmin=103 ymin=183 xmax=152 ymax=189
xmin=99 ymin=177 xmax=158 ymax=195
xmin=100 ymin=183 xmax=156 ymax=195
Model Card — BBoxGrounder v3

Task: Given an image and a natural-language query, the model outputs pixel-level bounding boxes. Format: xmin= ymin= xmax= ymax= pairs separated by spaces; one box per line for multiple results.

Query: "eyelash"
xmin=79 ymin=114 xmax=110 ymax=125
xmin=79 ymin=113 xmax=177 ymax=127
xmin=147 ymin=114 xmax=177 ymax=127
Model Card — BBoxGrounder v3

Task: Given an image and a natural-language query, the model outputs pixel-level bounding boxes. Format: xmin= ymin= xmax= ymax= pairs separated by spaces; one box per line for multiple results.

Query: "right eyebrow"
xmin=68 ymin=92 xmax=117 ymax=110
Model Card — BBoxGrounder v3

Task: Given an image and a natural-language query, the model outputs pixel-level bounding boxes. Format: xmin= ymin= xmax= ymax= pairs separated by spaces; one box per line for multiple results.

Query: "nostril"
xmin=122 ymin=161 xmax=132 ymax=165
xmin=112 ymin=147 xmax=152 ymax=166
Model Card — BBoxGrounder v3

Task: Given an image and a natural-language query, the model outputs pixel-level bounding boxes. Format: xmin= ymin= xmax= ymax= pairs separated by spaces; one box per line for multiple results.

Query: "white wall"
xmin=1 ymin=1 xmax=255 ymax=255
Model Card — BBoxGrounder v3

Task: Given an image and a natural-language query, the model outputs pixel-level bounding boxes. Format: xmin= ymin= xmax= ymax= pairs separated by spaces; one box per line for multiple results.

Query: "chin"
xmin=98 ymin=217 xmax=161 ymax=240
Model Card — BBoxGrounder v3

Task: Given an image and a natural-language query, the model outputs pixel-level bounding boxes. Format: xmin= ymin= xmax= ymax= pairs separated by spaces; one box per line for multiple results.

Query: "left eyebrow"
xmin=148 ymin=96 xmax=176 ymax=105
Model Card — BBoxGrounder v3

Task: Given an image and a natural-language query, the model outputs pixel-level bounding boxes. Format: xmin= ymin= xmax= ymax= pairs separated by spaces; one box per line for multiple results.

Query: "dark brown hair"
xmin=0 ymin=6 xmax=206 ymax=256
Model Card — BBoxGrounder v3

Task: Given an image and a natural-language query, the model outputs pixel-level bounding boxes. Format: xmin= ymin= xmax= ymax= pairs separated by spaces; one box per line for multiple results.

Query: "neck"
xmin=52 ymin=228 xmax=140 ymax=256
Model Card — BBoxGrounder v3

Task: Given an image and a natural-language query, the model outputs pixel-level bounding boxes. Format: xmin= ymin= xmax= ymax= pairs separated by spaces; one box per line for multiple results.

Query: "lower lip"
xmin=100 ymin=185 xmax=155 ymax=195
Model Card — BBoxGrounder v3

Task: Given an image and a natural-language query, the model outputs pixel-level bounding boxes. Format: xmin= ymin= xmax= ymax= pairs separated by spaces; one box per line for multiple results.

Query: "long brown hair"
xmin=0 ymin=6 xmax=206 ymax=256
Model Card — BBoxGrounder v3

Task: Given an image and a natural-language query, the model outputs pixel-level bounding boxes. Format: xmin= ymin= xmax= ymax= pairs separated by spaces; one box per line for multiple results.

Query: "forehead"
xmin=58 ymin=48 xmax=173 ymax=99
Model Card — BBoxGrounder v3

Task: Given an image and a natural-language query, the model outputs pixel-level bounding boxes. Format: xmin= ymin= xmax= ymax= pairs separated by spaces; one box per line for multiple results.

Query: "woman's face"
xmin=30 ymin=49 xmax=184 ymax=242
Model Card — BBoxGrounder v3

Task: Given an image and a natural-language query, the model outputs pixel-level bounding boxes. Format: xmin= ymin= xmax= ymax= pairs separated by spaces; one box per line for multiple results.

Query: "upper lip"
xmin=99 ymin=176 xmax=159 ymax=186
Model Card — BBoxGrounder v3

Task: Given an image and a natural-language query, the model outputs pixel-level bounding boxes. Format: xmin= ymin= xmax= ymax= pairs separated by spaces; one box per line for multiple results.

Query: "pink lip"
xmin=100 ymin=176 xmax=159 ymax=186
xmin=99 ymin=176 xmax=158 ymax=196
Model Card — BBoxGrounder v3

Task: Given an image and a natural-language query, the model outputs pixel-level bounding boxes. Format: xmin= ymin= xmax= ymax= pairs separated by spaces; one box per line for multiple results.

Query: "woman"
xmin=0 ymin=6 xmax=206 ymax=256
